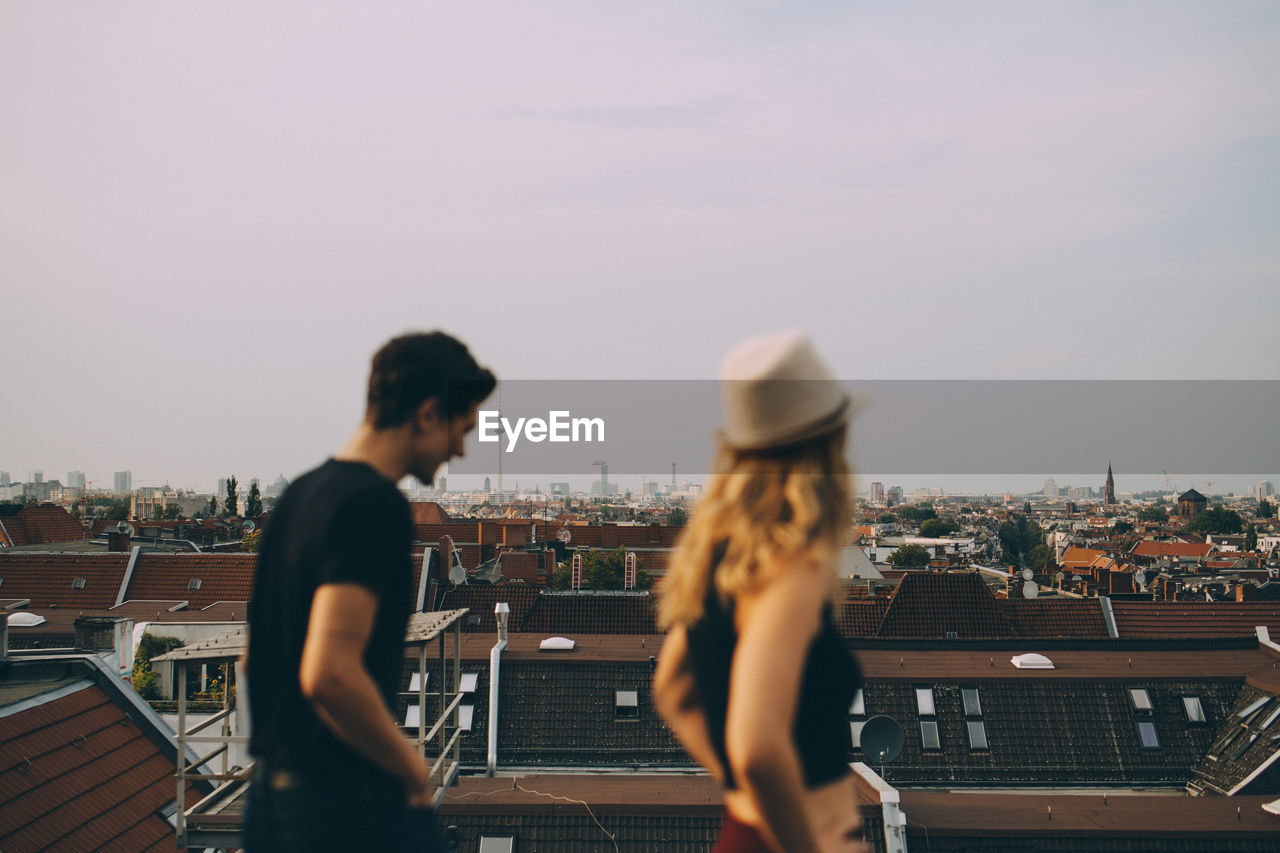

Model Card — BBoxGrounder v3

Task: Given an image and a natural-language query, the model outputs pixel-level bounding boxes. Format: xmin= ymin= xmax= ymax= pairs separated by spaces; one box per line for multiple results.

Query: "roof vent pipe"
xmin=487 ymin=602 xmax=510 ymax=777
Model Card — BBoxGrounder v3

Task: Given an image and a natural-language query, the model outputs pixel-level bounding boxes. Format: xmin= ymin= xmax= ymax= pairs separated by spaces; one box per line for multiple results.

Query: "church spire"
xmin=1104 ymin=463 xmax=1116 ymax=505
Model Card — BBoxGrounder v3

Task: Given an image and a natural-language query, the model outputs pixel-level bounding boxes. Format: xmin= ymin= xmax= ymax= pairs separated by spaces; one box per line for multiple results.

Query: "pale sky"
xmin=2 ymin=2 xmax=1277 ymax=494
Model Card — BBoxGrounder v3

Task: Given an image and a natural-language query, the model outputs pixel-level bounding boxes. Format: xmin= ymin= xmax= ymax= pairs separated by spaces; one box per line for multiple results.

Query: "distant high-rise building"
xmin=1257 ymin=481 xmax=1275 ymax=501
xmin=67 ymin=471 xmax=86 ymax=494
xmin=0 ymin=471 xmax=9 ymax=486
xmin=484 ymin=477 xmax=491 ymax=493
xmin=1104 ymin=464 xmax=1115 ymax=505
xmin=1043 ymin=478 xmax=1058 ymax=497
xmin=869 ymin=482 xmax=885 ymax=503
xmin=113 ymin=471 xmax=132 ymax=493
xmin=217 ymin=478 xmax=228 ymax=499
xmin=437 ymin=477 xmax=446 ymax=494
xmin=32 ymin=471 xmax=44 ymax=484
xmin=888 ymin=485 xmax=903 ymax=506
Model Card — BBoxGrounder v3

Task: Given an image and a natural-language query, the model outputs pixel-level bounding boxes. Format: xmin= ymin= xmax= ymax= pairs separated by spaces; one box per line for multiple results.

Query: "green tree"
xmin=1112 ymin=520 xmax=1133 ymax=536
xmin=1137 ymin=505 xmax=1168 ymax=523
xmin=887 ymin=543 xmax=932 ymax=567
xmin=897 ymin=505 xmax=937 ymax=523
xmin=999 ymin=515 xmax=1046 ymax=569
xmin=553 ymin=548 xmax=652 ymax=590
xmin=876 ymin=514 xmax=897 ymax=524
xmin=246 ymin=481 xmax=263 ymax=518
xmin=131 ymin=633 xmax=185 ymax=700
xmin=162 ymin=504 xmax=183 ymax=520
xmin=207 ymin=495 xmax=218 ymax=516
xmin=1185 ymin=506 xmax=1243 ymax=535
xmin=666 ymin=506 xmax=687 ymax=527
xmin=1258 ymin=501 xmax=1275 ymax=520
xmin=1245 ymin=523 xmax=1258 ymax=552
xmin=69 ymin=503 xmax=82 ymax=520
xmin=105 ymin=499 xmax=130 ymax=521
xmin=919 ymin=517 xmax=956 ymax=538
xmin=224 ymin=475 xmax=239 ymax=517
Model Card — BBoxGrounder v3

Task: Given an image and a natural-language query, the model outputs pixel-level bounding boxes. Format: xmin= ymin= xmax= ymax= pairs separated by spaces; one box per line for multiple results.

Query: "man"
xmin=244 ymin=332 xmax=495 ymax=852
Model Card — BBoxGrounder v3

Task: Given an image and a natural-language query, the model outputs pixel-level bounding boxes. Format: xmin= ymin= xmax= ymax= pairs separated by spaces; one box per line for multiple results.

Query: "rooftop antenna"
xmin=859 ymin=715 xmax=905 ymax=781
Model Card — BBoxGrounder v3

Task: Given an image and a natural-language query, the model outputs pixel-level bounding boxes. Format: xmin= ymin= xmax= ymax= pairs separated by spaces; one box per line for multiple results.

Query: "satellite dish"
xmin=448 ymin=562 xmax=467 ymax=585
xmin=860 ymin=715 xmax=905 ymax=763
xmin=118 ymin=522 xmax=136 ymax=536
xmin=1022 ymin=580 xmax=1040 ymax=599
xmin=241 ymin=519 xmax=256 ymax=533
xmin=557 ymin=527 xmax=572 ymax=544
xmin=1054 ymin=572 xmax=1065 ymax=586
xmin=1021 ymin=567 xmax=1035 ymax=581
xmin=1134 ymin=570 xmax=1147 ymax=586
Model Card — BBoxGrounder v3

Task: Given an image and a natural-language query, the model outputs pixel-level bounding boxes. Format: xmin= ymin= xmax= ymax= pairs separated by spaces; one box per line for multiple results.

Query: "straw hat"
xmin=717 ymin=330 xmax=851 ymax=451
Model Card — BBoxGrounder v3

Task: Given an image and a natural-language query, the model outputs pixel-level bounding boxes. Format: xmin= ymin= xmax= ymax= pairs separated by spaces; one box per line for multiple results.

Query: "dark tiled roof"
xmin=860 ymin=679 xmax=1239 ymax=788
xmin=0 ymin=553 xmax=129 ymax=609
xmin=1111 ymin=601 xmax=1280 ymax=638
xmin=124 ymin=553 xmax=255 ymax=609
xmin=876 ymin=572 xmax=1014 ymax=639
xmin=838 ymin=597 xmax=891 ymax=637
xmin=430 ymin=584 xmax=541 ymax=632
xmin=0 ymin=682 xmax=201 ymax=852
xmin=1000 ymin=598 xmax=1110 ymax=638
xmin=0 ymin=505 xmax=86 ymax=547
xmin=1189 ymin=683 xmax=1280 ymax=795
xmin=521 ymin=593 xmax=659 ymax=635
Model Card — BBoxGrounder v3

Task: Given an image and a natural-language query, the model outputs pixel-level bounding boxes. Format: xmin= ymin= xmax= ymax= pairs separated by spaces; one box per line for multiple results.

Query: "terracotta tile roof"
xmin=0 ymin=505 xmax=87 ymax=547
xmin=521 ymin=593 xmax=659 ymax=635
xmin=838 ymin=597 xmax=892 ymax=637
xmin=0 ymin=553 xmax=129 ymax=609
xmin=1111 ymin=601 xmax=1280 ymax=638
xmin=999 ymin=598 xmax=1110 ymax=638
xmin=1060 ymin=546 xmax=1108 ymax=572
xmin=876 ymin=572 xmax=1014 ymax=639
xmin=0 ymin=682 xmax=201 ymax=852
xmin=123 ymin=553 xmax=256 ymax=609
xmin=1132 ymin=541 xmax=1214 ymax=559
xmin=408 ymin=501 xmax=451 ymax=524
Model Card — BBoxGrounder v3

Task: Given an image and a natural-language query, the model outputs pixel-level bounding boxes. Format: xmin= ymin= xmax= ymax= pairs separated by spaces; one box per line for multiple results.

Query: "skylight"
xmin=539 ymin=636 xmax=575 ymax=651
xmin=71 ymin=577 xmax=86 ymax=590
xmin=915 ymin=688 xmax=935 ymax=716
xmin=1137 ymin=720 xmax=1160 ymax=749
xmin=404 ymin=705 xmax=420 ymax=728
xmin=1129 ymin=688 xmax=1153 ymax=711
xmin=7 ymin=612 xmax=46 ymax=627
xmin=920 ymin=720 xmax=941 ymax=750
xmin=188 ymin=578 xmax=202 ymax=590
xmin=1261 ymin=707 xmax=1280 ymax=732
xmin=615 ymin=689 xmax=639 ymax=719
xmin=849 ymin=689 xmax=865 ymax=716
xmin=1010 ymin=653 xmax=1054 ymax=669
xmin=460 ymin=672 xmax=479 ymax=693
xmin=1183 ymin=697 xmax=1206 ymax=724
xmin=459 ymin=704 xmax=475 ymax=731
xmin=409 ymin=672 xmax=429 ymax=692
xmin=478 ymin=838 xmax=515 ymax=853
xmin=850 ymin=720 xmax=865 ymax=749
xmin=962 ymin=688 xmax=982 ymax=717
xmin=1238 ymin=696 xmax=1271 ymax=721
xmin=967 ymin=720 xmax=988 ymax=750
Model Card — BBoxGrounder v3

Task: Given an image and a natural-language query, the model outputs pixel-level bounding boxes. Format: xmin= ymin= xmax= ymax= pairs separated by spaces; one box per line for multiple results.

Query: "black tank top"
xmin=685 ymin=572 xmax=861 ymax=789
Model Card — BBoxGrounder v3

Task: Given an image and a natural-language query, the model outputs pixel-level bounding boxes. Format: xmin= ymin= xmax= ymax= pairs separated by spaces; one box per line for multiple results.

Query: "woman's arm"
xmin=654 ymin=623 xmax=727 ymax=783
xmin=724 ymin=560 xmax=827 ymax=853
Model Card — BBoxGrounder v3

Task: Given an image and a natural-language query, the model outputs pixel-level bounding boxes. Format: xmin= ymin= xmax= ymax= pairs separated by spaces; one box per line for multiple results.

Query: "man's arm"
xmin=298 ymin=582 xmax=433 ymax=806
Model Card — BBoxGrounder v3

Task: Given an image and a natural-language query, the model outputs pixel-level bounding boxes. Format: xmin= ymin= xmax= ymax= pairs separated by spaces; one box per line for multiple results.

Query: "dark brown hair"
xmin=366 ymin=332 xmax=496 ymax=429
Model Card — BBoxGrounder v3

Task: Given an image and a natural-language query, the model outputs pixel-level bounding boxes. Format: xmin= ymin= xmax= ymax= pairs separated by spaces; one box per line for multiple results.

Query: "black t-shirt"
xmin=247 ymin=459 xmax=413 ymax=776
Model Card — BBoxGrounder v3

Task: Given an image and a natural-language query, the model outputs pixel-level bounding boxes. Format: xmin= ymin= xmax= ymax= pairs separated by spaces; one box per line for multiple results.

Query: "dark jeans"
xmin=243 ymin=765 xmax=447 ymax=852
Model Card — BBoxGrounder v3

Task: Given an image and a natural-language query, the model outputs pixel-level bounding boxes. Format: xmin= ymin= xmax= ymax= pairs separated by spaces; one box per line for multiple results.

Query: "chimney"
xmin=1236 ymin=583 xmax=1256 ymax=602
xmin=107 ymin=522 xmax=132 ymax=553
xmin=437 ymin=535 xmax=454 ymax=581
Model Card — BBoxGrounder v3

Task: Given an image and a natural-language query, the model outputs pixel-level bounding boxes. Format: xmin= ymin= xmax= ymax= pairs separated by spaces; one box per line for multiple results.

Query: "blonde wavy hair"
xmin=659 ymin=427 xmax=852 ymax=629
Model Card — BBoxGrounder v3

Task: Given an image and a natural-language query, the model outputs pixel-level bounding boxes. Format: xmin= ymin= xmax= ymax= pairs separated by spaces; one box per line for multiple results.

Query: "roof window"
xmin=478 ymin=838 xmax=515 ymax=853
xmin=1128 ymin=688 xmax=1153 ymax=712
xmin=404 ymin=704 xmax=421 ymax=728
xmin=1238 ymin=696 xmax=1271 ymax=721
xmin=615 ymin=689 xmax=639 ymax=719
xmin=1183 ymin=696 xmax=1206 ymax=724
xmin=1261 ymin=706 xmax=1280 ymax=732
xmin=459 ymin=704 xmax=475 ymax=732
xmin=1227 ymin=732 xmax=1258 ymax=762
xmin=850 ymin=720 xmax=865 ymax=750
xmin=962 ymin=688 xmax=982 ymax=717
xmin=915 ymin=687 xmax=935 ymax=716
xmin=966 ymin=720 xmax=988 ymax=750
xmin=408 ymin=672 xmax=429 ymax=692
xmin=188 ymin=578 xmax=202 ymax=590
xmin=539 ymin=636 xmax=575 ymax=651
xmin=849 ymin=689 xmax=865 ymax=717
xmin=1010 ymin=653 xmax=1054 ymax=669
xmin=460 ymin=672 xmax=479 ymax=694
xmin=920 ymin=720 xmax=941 ymax=750
xmin=1136 ymin=720 xmax=1160 ymax=749
xmin=71 ymin=577 xmax=86 ymax=590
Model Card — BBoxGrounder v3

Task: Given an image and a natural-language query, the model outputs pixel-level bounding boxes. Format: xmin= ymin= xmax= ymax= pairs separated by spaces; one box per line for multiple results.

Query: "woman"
xmin=655 ymin=331 xmax=868 ymax=853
